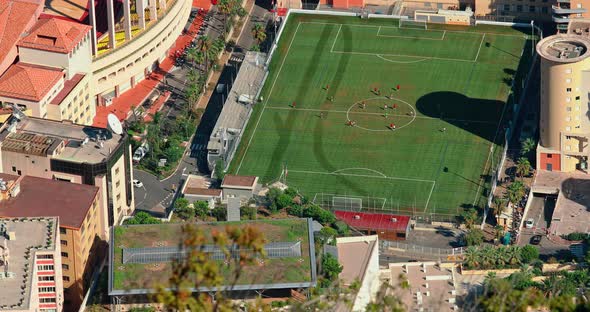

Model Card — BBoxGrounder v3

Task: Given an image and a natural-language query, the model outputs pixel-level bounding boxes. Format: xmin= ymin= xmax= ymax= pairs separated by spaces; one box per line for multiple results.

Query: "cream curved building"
xmin=536 ymin=34 xmax=590 ymax=173
xmin=90 ymin=0 xmax=192 ymax=105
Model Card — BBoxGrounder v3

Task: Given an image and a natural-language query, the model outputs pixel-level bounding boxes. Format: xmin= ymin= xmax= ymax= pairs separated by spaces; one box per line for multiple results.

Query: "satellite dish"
xmin=107 ymin=114 xmax=123 ymax=135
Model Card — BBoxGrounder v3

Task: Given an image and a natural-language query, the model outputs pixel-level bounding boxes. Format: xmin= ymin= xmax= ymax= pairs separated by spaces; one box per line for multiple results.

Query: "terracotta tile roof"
xmin=0 ymin=0 xmax=40 ymax=64
xmin=334 ymin=211 xmax=411 ymax=232
xmin=18 ymin=17 xmax=91 ymax=54
xmin=221 ymin=175 xmax=257 ymax=188
xmin=0 ymin=176 xmax=99 ymax=229
xmin=50 ymin=73 xmax=85 ymax=105
xmin=0 ymin=63 xmax=64 ymax=101
xmin=184 ymin=187 xmax=222 ymax=196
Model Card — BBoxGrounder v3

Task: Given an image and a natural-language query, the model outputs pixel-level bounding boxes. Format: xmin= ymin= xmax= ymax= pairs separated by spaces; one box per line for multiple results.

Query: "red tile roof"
xmin=221 ymin=175 xmax=257 ymax=188
xmin=0 ymin=0 xmax=40 ymax=64
xmin=50 ymin=73 xmax=85 ymax=105
xmin=18 ymin=17 xmax=91 ymax=54
xmin=0 ymin=176 xmax=99 ymax=229
xmin=334 ymin=211 xmax=411 ymax=232
xmin=0 ymin=63 xmax=64 ymax=101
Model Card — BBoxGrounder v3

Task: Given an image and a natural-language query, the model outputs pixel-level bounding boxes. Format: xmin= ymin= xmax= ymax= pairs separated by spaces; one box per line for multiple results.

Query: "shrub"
xmin=124 ymin=212 xmax=161 ymax=225
xmin=520 ymin=245 xmax=540 ymax=263
xmin=333 ymin=221 xmax=350 ymax=236
xmin=287 ymin=204 xmax=304 ymax=217
xmin=212 ymin=207 xmax=226 ymax=221
xmin=276 ymin=193 xmax=293 ymax=210
xmin=303 ymin=204 xmax=336 ymax=225
xmin=193 ymin=201 xmax=209 ymax=219
xmin=240 ymin=206 xmax=256 ymax=220
xmin=565 ymin=232 xmax=588 ymax=241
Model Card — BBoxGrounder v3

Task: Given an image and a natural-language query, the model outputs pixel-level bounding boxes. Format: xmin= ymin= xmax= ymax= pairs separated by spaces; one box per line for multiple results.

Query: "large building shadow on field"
xmin=416 ymin=91 xmax=506 ymax=143
xmin=264 ymin=25 xmax=368 ymax=194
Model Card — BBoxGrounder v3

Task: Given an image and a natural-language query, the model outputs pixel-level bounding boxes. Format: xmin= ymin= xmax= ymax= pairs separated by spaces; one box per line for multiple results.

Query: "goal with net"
xmin=398 ymin=18 xmax=428 ymax=30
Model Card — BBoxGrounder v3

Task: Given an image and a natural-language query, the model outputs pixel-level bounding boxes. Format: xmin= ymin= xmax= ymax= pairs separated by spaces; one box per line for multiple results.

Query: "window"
xmin=37 ymin=255 xmax=53 ymax=259
xmin=566 ymin=126 xmax=572 ymax=131
xmin=116 ymin=193 xmax=121 ymax=201
xmin=567 ymin=88 xmax=572 ymax=92
xmin=566 ymin=68 xmax=572 ymax=74
xmin=547 ymin=154 xmax=552 ymax=159
xmin=115 ymin=167 xmax=120 ymax=174
xmin=516 ymin=5 xmax=523 ymax=12
xmin=39 ymin=276 xmax=55 ymax=281
xmin=529 ymin=5 xmax=535 ymax=12
xmin=566 ymin=117 xmax=571 ymax=122
xmin=116 ymin=181 xmax=120 ymax=188
xmin=567 ymin=107 xmax=572 ymax=112
xmin=11 ymin=166 xmax=15 ymax=172
xmin=63 ymin=276 xmax=70 ymax=282
xmin=38 ymin=287 xmax=56 ymax=293
xmin=40 ymin=298 xmax=56 ymax=303
xmin=60 ymin=227 xmax=67 ymax=234
xmin=37 ymin=265 xmax=54 ymax=271
xmin=62 ymin=264 xmax=69 ymax=270
xmin=576 ymin=96 xmax=580 ymax=100
xmin=566 ymin=97 xmax=571 ymax=102
xmin=61 ymin=252 xmax=68 ymax=258
xmin=504 ymin=4 xmax=510 ymax=11
xmin=566 ymin=78 xmax=572 ymax=83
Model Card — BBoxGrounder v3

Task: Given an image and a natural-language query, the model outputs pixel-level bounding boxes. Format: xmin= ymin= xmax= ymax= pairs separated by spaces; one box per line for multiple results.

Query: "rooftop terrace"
xmin=0 ymin=217 xmax=58 ymax=310
xmin=109 ymin=218 xmax=316 ymax=295
xmin=0 ymin=114 xmax=124 ymax=163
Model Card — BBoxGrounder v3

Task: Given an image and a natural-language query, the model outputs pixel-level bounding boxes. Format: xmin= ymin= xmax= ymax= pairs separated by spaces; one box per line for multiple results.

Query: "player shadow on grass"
xmin=416 ymin=91 xmax=506 ymax=144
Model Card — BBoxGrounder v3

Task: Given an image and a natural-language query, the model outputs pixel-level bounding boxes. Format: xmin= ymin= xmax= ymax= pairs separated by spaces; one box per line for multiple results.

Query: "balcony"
xmin=552 ymin=5 xmax=587 ymax=14
xmin=552 ymin=15 xmax=571 ymax=23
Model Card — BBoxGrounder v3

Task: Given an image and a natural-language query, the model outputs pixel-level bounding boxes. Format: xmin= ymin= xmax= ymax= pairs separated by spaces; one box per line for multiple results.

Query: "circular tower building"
xmin=536 ymin=35 xmax=590 ymax=173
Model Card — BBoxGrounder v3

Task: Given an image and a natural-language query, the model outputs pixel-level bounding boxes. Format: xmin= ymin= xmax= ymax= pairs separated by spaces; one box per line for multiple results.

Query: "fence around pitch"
xmin=381 ymin=240 xmax=465 ymax=260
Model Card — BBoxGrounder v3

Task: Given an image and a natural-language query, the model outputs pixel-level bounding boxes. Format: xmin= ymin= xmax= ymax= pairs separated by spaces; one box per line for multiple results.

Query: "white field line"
xmin=301 ymin=21 xmax=527 ymax=38
xmin=288 ymin=169 xmax=436 ymax=183
xmin=331 ymin=24 xmax=342 ymax=53
xmin=474 ymin=33 xmax=486 ymax=62
xmin=377 ymin=25 xmax=446 ymax=41
xmin=265 ymin=106 xmax=498 ymax=124
xmin=442 ymin=30 xmax=446 ymax=40
xmin=290 ymin=169 xmax=436 ymax=211
xmin=376 ymin=54 xmax=429 ymax=64
xmin=331 ymin=49 xmax=476 ymax=63
xmin=236 ymin=22 xmax=302 ymax=174
xmin=424 ymin=181 xmax=437 ymax=213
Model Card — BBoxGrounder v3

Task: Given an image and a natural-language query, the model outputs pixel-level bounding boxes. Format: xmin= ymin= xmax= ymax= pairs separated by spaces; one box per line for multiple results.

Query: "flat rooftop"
xmin=0 ymin=114 xmax=124 ymax=163
xmin=337 ymin=236 xmax=378 ymax=286
xmin=0 ymin=176 xmax=98 ymax=229
xmin=42 ymin=0 xmax=88 ymax=21
xmin=533 ymin=170 xmax=590 ymax=235
xmin=384 ymin=262 xmax=457 ymax=312
xmin=109 ymin=218 xmax=316 ymax=295
xmin=536 ymin=35 xmax=590 ymax=63
xmin=207 ymin=52 xmax=267 ymax=152
xmin=0 ymin=217 xmax=58 ymax=310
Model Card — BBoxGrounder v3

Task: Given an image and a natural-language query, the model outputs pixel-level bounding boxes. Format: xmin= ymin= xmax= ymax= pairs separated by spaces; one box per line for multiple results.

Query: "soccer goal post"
xmin=399 ymin=18 xmax=428 ymax=30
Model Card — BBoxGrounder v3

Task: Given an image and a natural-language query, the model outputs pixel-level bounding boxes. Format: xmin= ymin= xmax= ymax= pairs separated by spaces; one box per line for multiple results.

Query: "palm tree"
xmin=495 ymin=246 xmax=508 ymax=268
xmin=186 ymin=47 xmax=200 ymax=67
xmin=493 ymin=197 xmax=507 ymax=218
xmin=516 ymin=157 xmax=532 ymax=179
xmin=480 ymin=246 xmax=496 ymax=269
xmin=217 ymin=0 xmax=234 ymax=37
xmin=196 ymin=35 xmax=212 ymax=74
xmin=505 ymin=180 xmax=525 ymax=204
xmin=251 ymin=23 xmax=267 ymax=45
xmin=506 ymin=246 xmax=521 ymax=266
xmin=464 ymin=246 xmax=480 ymax=269
xmin=521 ymin=137 xmax=536 ymax=157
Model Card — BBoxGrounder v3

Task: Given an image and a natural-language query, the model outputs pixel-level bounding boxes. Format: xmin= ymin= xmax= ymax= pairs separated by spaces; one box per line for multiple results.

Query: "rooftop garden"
xmin=111 ymin=219 xmax=313 ymax=292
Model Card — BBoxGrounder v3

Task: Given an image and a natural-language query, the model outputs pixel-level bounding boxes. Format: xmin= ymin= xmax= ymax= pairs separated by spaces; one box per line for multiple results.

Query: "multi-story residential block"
xmin=536 ymin=25 xmax=590 ymax=172
xmin=0 ymin=216 xmax=64 ymax=312
xmin=0 ymin=114 xmax=134 ymax=227
xmin=0 ymin=17 xmax=95 ymax=125
xmin=0 ymin=174 xmax=104 ymax=311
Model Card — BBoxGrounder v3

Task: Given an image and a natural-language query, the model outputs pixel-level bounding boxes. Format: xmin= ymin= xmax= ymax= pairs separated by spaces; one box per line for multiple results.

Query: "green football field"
xmin=230 ymin=14 xmax=533 ymax=218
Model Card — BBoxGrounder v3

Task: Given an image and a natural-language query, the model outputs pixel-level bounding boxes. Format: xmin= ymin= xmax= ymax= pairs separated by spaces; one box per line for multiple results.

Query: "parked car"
xmin=525 ymin=218 xmax=535 ymax=229
xmin=530 ymin=235 xmax=542 ymax=245
xmin=133 ymin=179 xmax=143 ymax=188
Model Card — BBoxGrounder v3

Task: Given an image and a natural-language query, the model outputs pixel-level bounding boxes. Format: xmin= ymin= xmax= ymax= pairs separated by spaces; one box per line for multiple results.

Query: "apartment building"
xmin=0 ymin=114 xmax=134 ymax=228
xmin=474 ymin=0 xmax=555 ymax=22
xmin=0 ymin=217 xmax=64 ymax=312
xmin=0 ymin=174 xmax=104 ymax=311
xmin=0 ymin=17 xmax=95 ymax=125
xmin=536 ymin=24 xmax=590 ymax=172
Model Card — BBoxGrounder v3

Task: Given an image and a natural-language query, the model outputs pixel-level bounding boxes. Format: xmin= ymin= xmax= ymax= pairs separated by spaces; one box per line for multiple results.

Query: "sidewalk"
xmin=92 ymin=7 xmax=207 ymax=128
xmin=196 ymin=0 xmax=256 ymax=109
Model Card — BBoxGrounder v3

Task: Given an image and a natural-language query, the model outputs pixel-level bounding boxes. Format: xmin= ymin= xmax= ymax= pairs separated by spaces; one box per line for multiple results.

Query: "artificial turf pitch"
xmin=230 ymin=13 xmax=532 ymax=218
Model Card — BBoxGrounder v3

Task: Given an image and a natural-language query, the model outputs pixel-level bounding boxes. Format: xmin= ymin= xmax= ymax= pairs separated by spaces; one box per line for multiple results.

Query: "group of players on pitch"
xmin=288 ymin=84 xmax=410 ymax=130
